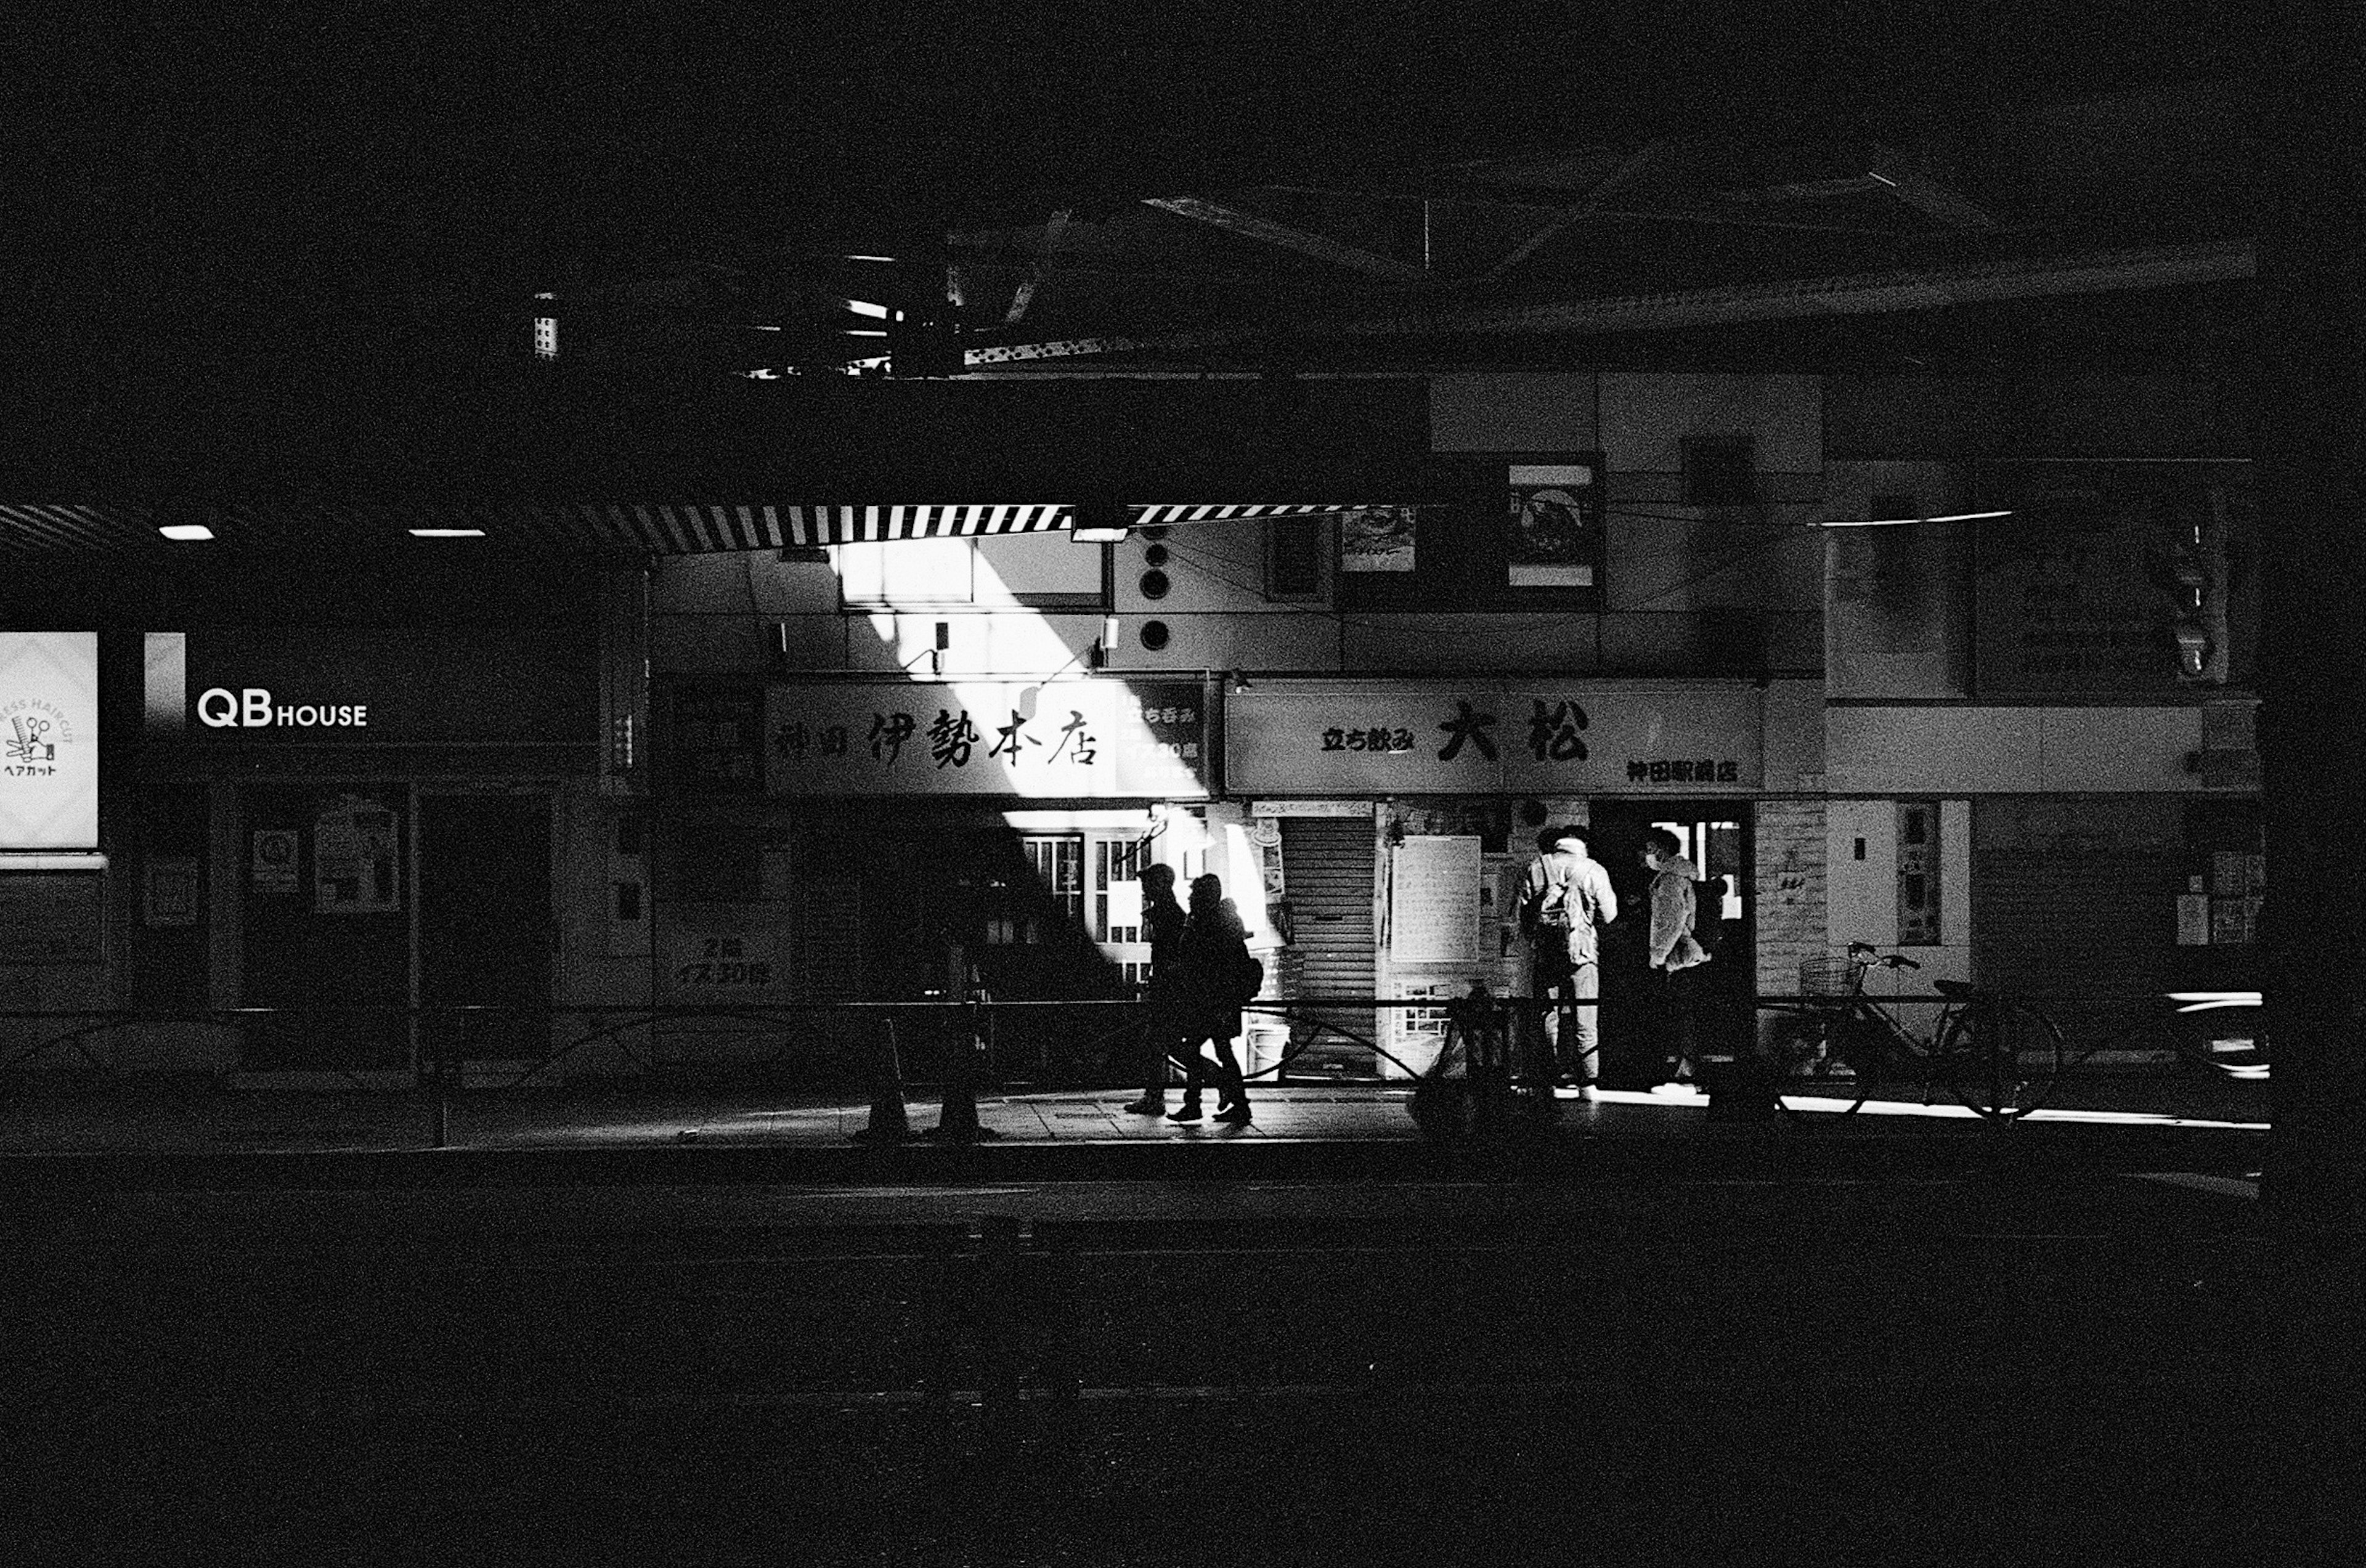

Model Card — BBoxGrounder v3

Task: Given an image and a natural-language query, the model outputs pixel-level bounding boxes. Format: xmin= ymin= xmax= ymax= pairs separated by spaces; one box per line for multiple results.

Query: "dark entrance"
xmin=419 ymin=792 xmax=555 ymax=1064
xmin=238 ymin=784 xmax=410 ymax=1072
xmin=1583 ymin=802 xmax=1754 ymax=1087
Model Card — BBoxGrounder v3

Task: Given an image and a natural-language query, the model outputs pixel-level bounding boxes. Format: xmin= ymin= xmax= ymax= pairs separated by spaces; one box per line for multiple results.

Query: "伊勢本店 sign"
xmin=760 ymin=679 xmax=1209 ymax=798
xmin=1225 ymin=681 xmax=1763 ymax=794
xmin=1 ymin=632 xmax=99 ymax=850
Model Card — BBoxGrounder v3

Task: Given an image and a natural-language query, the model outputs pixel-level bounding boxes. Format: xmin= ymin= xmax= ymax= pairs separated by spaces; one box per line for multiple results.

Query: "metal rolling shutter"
xmin=1279 ymin=817 xmax=1378 ymax=1070
xmin=1971 ymin=798 xmax=2185 ymax=1048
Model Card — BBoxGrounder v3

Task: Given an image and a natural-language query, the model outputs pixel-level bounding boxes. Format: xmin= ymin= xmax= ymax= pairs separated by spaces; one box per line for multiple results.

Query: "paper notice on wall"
xmin=2209 ymin=896 xmax=2253 ymax=946
xmin=2176 ymin=893 xmax=2210 ymax=946
xmin=314 ymin=794 xmax=400 ymax=915
xmin=1390 ymin=835 xmax=1481 ymax=964
xmin=251 ymin=830 xmax=300 ymax=893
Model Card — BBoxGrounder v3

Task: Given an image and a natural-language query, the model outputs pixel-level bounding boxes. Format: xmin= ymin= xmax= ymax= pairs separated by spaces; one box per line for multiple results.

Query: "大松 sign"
xmin=1226 ymin=680 xmax=1763 ymax=795
xmin=0 ymin=632 xmax=99 ymax=850
xmin=760 ymin=679 xmax=1210 ymax=799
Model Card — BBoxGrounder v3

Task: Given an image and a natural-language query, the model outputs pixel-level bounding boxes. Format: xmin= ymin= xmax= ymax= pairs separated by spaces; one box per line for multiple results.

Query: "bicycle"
xmin=1763 ymin=941 xmax=2066 ymax=1120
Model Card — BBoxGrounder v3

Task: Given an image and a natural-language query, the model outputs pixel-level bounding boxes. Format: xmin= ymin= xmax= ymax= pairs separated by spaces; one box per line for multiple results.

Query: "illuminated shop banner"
xmin=763 ymin=679 xmax=1209 ymax=798
xmin=1226 ymin=681 xmax=1762 ymax=795
xmin=0 ymin=632 xmax=99 ymax=851
xmin=147 ymin=629 xmax=597 ymax=744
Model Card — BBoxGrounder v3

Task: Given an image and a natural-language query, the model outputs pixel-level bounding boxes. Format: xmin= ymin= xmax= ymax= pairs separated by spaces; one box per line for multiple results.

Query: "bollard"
xmin=850 ymin=1014 xmax=912 ymax=1144
xmin=1468 ymin=994 xmax=1516 ymax=1144
xmin=923 ymin=997 xmax=999 ymax=1142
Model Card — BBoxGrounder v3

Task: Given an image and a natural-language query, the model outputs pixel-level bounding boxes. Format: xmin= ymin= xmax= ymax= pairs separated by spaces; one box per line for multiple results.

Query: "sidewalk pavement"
xmin=0 ymin=1070 xmax=2271 ymax=1187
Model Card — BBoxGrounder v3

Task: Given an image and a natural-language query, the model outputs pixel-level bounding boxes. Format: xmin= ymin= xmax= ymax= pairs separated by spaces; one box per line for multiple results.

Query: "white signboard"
xmin=251 ymin=830 xmax=301 ymax=894
xmin=0 ymin=632 xmax=99 ymax=850
xmin=1227 ymin=681 xmax=1763 ymax=795
xmin=1391 ymin=835 xmax=1482 ymax=964
xmin=765 ymin=679 xmax=1209 ymax=799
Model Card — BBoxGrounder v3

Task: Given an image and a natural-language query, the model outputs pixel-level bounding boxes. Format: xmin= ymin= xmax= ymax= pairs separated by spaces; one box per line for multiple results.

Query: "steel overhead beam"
xmin=1484 ymin=139 xmax=1672 ymax=281
xmin=961 ymin=239 xmax=2254 ymax=364
xmin=1141 ymin=196 xmax=1430 ymax=283
xmin=1866 ymin=145 xmax=1999 ymax=230
xmin=1330 ymin=238 xmax=2256 ymax=339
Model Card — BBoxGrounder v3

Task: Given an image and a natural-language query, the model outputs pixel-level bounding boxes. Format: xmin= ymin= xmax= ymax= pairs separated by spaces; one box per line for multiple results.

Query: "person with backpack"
xmin=1519 ymin=825 xmax=1618 ymax=1096
xmin=1168 ymin=872 xmax=1258 ymax=1125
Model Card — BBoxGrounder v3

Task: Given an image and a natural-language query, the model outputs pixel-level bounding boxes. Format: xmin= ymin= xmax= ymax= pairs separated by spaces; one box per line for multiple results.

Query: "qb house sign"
xmin=144 ymin=630 xmax=597 ymax=747
xmin=197 ymin=689 xmax=370 ymax=729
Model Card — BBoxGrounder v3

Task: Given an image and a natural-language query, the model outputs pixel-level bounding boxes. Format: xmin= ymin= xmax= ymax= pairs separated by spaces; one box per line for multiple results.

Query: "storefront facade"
xmin=651 ymin=673 xmax=1227 ymax=1079
xmin=1225 ymin=676 xmax=1824 ymax=1084
xmin=125 ymin=626 xmax=604 ymax=1081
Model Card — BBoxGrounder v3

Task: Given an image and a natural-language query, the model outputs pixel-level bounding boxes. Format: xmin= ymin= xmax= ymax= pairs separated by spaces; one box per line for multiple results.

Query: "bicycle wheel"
xmin=1773 ymin=1007 xmax=1876 ymax=1116
xmin=1935 ymin=999 xmax=2064 ymax=1119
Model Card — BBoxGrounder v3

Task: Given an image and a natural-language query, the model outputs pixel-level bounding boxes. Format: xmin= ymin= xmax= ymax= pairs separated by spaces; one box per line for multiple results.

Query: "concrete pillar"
xmin=2257 ymin=22 xmax=2366 ymax=1230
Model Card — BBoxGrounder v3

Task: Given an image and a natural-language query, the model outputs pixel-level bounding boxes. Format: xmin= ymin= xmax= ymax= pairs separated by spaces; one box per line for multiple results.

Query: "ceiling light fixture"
xmin=158 ymin=524 xmax=214 ymax=541
xmin=409 ymin=527 xmax=487 ymax=538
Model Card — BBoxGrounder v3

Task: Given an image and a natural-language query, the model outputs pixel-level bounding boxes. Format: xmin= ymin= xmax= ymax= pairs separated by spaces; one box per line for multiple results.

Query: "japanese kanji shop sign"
xmin=1225 ymin=681 xmax=1762 ymax=795
xmin=0 ymin=632 xmax=99 ymax=850
xmin=765 ymin=680 xmax=1209 ymax=798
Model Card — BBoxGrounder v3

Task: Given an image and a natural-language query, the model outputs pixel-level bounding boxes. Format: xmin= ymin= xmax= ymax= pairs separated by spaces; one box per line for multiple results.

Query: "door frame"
xmin=415 ymin=783 xmax=561 ymax=1077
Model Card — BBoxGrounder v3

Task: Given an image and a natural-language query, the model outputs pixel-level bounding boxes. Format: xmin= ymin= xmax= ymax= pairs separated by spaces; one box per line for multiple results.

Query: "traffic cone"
xmin=923 ymin=1000 xmax=1000 ymax=1142
xmin=850 ymin=1015 xmax=911 ymax=1143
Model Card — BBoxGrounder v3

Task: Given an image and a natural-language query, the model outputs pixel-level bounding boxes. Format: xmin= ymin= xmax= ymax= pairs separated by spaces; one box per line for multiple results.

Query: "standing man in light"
xmin=1519 ymin=825 xmax=1618 ymax=1097
xmin=1642 ymin=827 xmax=1714 ymax=1097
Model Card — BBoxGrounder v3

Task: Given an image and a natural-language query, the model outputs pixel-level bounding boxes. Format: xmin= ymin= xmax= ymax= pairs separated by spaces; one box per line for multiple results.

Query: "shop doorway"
xmin=1585 ymin=802 xmax=1754 ymax=1087
xmin=418 ymin=792 xmax=555 ymax=1065
xmin=238 ymin=785 xmax=412 ymax=1073
xmin=1278 ymin=816 xmax=1378 ymax=1074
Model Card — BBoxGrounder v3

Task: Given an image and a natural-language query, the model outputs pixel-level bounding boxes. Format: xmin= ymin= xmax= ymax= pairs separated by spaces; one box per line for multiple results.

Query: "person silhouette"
xmin=1168 ymin=873 xmax=1255 ymax=1125
xmin=1122 ymin=863 xmax=1189 ymax=1115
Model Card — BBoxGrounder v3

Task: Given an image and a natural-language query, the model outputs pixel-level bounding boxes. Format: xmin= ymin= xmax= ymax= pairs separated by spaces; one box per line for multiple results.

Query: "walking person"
xmin=1168 ymin=872 xmax=1257 ymax=1126
xmin=1519 ymin=826 xmax=1617 ymax=1097
xmin=1643 ymin=829 xmax=1713 ymax=1097
xmin=1122 ymin=863 xmax=1189 ymax=1115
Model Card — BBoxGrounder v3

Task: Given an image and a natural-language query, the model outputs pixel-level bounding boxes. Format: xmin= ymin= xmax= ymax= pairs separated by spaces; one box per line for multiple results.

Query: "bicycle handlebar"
xmin=1844 ymin=940 xmax=1921 ymax=971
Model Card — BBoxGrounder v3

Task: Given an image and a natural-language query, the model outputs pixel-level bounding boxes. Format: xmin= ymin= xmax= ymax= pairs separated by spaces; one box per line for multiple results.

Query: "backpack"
xmin=1232 ymin=946 xmax=1266 ymax=1002
xmin=1521 ymin=872 xmax=1574 ymax=936
xmin=1692 ymin=879 xmax=1725 ymax=952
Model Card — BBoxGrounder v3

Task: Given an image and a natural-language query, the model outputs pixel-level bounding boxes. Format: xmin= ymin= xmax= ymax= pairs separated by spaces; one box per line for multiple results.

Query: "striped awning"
xmin=1 ymin=500 xmax=1365 ymax=556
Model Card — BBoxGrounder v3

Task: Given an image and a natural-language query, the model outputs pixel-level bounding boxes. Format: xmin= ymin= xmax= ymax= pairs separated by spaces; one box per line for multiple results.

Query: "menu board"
xmin=1390 ymin=835 xmax=1481 ymax=964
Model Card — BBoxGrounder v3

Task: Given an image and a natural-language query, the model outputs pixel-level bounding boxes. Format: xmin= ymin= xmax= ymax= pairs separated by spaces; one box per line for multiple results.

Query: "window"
xmin=1897 ymin=802 xmax=1940 ymax=945
xmin=832 ymin=534 xmax=1106 ymax=611
xmin=1337 ymin=455 xmax=1605 ymax=611
xmin=1683 ymin=436 xmax=1757 ymax=505
xmin=1267 ymin=517 xmax=1325 ymax=600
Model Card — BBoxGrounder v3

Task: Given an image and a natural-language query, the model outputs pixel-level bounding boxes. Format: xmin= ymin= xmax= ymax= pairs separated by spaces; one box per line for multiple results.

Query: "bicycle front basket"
xmin=1799 ymin=956 xmax=1855 ymax=996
